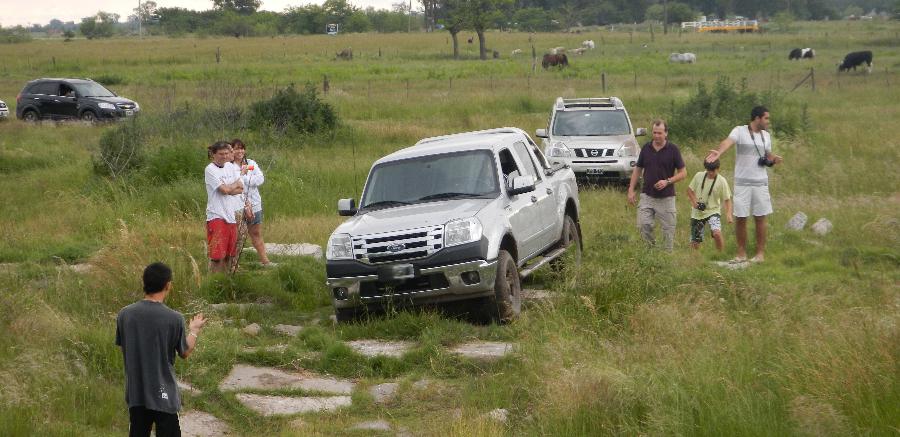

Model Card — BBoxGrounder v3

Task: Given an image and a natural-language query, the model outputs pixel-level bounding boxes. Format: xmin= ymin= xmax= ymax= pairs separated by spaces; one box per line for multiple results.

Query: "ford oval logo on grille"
xmin=590 ymin=149 xmax=599 ymax=156
xmin=387 ymin=243 xmax=405 ymax=252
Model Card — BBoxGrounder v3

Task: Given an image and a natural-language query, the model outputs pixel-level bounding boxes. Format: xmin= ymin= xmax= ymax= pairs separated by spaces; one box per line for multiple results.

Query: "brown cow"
xmin=335 ymin=47 xmax=353 ymax=60
xmin=542 ymin=53 xmax=569 ymax=69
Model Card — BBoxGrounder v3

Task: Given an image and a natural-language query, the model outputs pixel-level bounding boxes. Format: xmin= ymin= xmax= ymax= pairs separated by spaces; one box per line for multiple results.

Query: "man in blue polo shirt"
xmin=627 ymin=119 xmax=687 ymax=251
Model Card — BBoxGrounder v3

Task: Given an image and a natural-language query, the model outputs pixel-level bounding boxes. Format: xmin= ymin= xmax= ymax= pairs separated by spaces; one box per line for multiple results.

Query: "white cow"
xmin=511 ymin=49 xmax=523 ymax=56
xmin=571 ymin=47 xmax=586 ymax=55
xmin=581 ymin=40 xmax=595 ymax=49
xmin=550 ymin=46 xmax=566 ymax=55
xmin=669 ymin=52 xmax=697 ymax=64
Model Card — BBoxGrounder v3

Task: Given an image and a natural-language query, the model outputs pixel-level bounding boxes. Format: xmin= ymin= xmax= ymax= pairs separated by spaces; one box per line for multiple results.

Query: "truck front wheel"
xmin=492 ymin=250 xmax=522 ymax=323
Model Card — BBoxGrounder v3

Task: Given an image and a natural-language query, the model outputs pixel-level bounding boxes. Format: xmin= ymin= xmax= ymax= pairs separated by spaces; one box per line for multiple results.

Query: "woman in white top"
xmin=231 ymin=139 xmax=271 ymax=265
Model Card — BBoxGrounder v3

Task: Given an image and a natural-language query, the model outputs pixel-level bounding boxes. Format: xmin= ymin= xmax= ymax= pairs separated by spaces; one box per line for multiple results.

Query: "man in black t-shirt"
xmin=116 ymin=263 xmax=206 ymax=437
xmin=627 ymin=119 xmax=687 ymax=251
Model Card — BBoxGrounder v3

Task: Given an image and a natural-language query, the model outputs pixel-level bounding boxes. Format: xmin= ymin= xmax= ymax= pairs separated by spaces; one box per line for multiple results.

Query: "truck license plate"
xmin=378 ymin=264 xmax=415 ymax=281
xmin=125 ymin=110 xmax=134 ymax=116
xmin=586 ymin=168 xmax=604 ymax=175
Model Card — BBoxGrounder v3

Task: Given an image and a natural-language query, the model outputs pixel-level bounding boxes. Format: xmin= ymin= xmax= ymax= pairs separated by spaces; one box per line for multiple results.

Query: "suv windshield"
xmin=361 ymin=150 xmax=499 ymax=209
xmin=73 ymin=82 xmax=116 ymax=97
xmin=552 ymin=110 xmax=630 ymax=136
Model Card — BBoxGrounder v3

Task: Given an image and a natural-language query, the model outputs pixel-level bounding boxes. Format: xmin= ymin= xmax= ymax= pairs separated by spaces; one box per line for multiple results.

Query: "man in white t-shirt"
xmin=706 ymin=106 xmax=783 ymax=263
xmin=205 ymin=141 xmax=244 ymax=273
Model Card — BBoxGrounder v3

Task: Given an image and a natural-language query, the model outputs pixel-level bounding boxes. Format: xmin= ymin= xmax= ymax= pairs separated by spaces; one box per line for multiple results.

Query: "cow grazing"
xmin=789 ymin=48 xmax=815 ymax=60
xmin=668 ymin=52 xmax=697 ymax=64
xmin=581 ymin=40 xmax=595 ymax=49
xmin=542 ymin=53 xmax=569 ymax=69
xmin=550 ymin=46 xmax=566 ymax=55
xmin=511 ymin=49 xmax=523 ymax=56
xmin=335 ymin=47 xmax=353 ymax=60
xmin=838 ymin=50 xmax=873 ymax=73
xmin=467 ymin=37 xmax=473 ymax=44
xmin=571 ymin=47 xmax=586 ymax=55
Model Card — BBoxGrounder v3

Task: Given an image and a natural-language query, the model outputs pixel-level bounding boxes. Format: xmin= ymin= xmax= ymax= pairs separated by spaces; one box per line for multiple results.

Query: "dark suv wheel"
xmin=81 ymin=110 xmax=97 ymax=123
xmin=22 ymin=110 xmax=39 ymax=122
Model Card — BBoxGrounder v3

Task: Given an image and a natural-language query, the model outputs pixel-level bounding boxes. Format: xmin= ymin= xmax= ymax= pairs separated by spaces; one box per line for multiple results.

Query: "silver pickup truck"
xmin=325 ymin=127 xmax=582 ymax=322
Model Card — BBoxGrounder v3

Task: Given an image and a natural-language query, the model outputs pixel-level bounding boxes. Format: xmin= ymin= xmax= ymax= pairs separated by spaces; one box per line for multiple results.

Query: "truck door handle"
xmin=53 ymin=99 xmax=60 ymax=102
xmin=531 ymin=195 xmax=538 ymax=202
xmin=546 ymin=188 xmax=553 ymax=195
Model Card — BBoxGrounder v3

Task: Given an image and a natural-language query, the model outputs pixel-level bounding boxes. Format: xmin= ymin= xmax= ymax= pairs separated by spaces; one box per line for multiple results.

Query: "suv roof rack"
xmin=414 ymin=127 xmax=521 ymax=146
xmin=555 ymin=97 xmax=623 ymax=110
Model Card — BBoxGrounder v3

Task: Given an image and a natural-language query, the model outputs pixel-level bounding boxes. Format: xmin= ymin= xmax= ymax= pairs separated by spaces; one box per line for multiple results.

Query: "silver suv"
xmin=536 ymin=97 xmax=646 ymax=184
xmin=325 ymin=127 xmax=581 ymax=323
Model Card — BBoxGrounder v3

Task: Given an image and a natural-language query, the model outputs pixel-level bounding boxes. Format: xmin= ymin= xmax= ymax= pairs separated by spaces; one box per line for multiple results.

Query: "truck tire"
xmin=550 ymin=215 xmax=581 ymax=271
xmin=492 ymin=250 xmax=522 ymax=323
xmin=22 ymin=110 xmax=39 ymax=122
xmin=81 ymin=110 xmax=97 ymax=123
xmin=334 ymin=307 xmax=357 ymax=323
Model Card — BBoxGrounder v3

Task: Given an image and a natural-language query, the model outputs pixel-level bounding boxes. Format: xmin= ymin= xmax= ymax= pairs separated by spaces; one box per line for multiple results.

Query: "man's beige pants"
xmin=637 ymin=194 xmax=676 ymax=251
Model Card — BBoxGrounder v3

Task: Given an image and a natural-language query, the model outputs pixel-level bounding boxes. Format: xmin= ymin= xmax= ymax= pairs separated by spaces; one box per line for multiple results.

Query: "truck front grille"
xmin=574 ymin=148 xmax=615 ymax=158
xmin=359 ymin=273 xmax=450 ymax=298
xmin=352 ymin=225 xmax=444 ymax=264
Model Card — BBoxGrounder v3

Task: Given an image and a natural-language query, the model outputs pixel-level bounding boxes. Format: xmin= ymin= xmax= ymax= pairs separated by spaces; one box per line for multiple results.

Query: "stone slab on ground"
xmin=209 ymin=302 xmax=273 ymax=312
xmin=786 ymin=212 xmax=808 ymax=231
xmin=811 ymin=218 xmax=833 ymax=236
xmin=246 ymin=243 xmax=323 ymax=259
xmin=487 ymin=408 xmax=509 ymax=423
xmin=273 ymin=324 xmax=303 ymax=337
xmin=350 ymin=420 xmax=392 ymax=431
xmin=450 ymin=341 xmax=514 ymax=360
xmin=521 ymin=289 xmax=556 ymax=300
xmin=346 ymin=340 xmax=415 ymax=358
xmin=219 ymin=364 xmax=354 ymax=395
xmin=243 ymin=323 xmax=261 ymax=336
xmin=235 ymin=393 xmax=351 ymax=416
xmin=240 ymin=344 xmax=289 ymax=354
xmin=713 ymin=261 xmax=750 ymax=270
xmin=177 ymin=379 xmax=201 ymax=395
xmin=369 ymin=382 xmax=398 ymax=404
xmin=180 ymin=411 xmax=231 ymax=436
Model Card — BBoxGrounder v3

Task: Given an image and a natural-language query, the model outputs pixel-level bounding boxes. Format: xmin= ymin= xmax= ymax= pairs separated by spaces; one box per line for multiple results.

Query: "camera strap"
xmin=700 ymin=174 xmax=717 ymax=202
xmin=748 ymin=125 xmax=767 ymax=158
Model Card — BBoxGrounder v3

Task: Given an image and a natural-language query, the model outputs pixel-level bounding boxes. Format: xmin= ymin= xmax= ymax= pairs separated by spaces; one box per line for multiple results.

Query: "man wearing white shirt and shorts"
xmin=205 ymin=141 xmax=244 ymax=273
xmin=707 ymin=106 xmax=783 ymax=263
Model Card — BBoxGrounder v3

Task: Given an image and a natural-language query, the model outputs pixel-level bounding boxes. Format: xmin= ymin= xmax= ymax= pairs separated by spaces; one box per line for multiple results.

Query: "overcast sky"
xmin=0 ymin=0 xmax=405 ymax=27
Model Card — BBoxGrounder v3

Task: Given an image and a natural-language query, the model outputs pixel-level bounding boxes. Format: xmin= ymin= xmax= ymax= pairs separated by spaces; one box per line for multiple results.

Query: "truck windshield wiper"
xmin=417 ymin=192 xmax=483 ymax=201
xmin=361 ymin=200 xmax=411 ymax=210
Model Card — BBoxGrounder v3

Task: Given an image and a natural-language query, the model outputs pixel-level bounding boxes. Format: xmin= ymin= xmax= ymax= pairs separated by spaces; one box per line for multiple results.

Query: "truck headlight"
xmin=547 ymin=142 xmax=572 ymax=158
xmin=444 ymin=217 xmax=482 ymax=247
xmin=326 ymin=233 xmax=353 ymax=260
xmin=98 ymin=102 xmax=116 ymax=110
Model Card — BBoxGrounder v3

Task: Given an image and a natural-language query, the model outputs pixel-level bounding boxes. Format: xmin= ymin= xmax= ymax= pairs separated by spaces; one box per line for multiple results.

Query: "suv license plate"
xmin=125 ymin=110 xmax=134 ymax=116
xmin=378 ymin=264 xmax=415 ymax=281
xmin=586 ymin=168 xmax=604 ymax=175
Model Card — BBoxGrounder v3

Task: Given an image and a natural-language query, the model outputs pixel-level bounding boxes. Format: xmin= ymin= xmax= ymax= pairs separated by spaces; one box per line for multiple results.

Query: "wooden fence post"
xmin=406 ymin=79 xmax=410 ymax=99
xmin=810 ymin=68 xmax=815 ymax=92
xmin=216 ymin=47 xmax=221 ymax=64
xmin=323 ymin=75 xmax=329 ymax=95
xmin=602 ymin=72 xmax=606 ymax=93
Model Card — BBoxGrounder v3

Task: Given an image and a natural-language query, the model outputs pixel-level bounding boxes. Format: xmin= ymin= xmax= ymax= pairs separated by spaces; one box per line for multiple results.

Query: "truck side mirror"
xmin=508 ymin=175 xmax=536 ymax=196
xmin=535 ymin=128 xmax=548 ymax=138
xmin=338 ymin=198 xmax=357 ymax=216
xmin=635 ymin=128 xmax=647 ymax=136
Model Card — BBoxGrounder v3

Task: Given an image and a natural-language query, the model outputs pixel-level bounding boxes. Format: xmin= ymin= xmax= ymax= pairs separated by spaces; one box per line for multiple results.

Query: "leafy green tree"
xmin=213 ymin=0 xmax=261 ymax=15
xmin=80 ymin=12 xmax=119 ymax=39
xmin=512 ymin=7 xmax=558 ymax=31
xmin=464 ymin=0 xmax=512 ymax=60
xmin=345 ymin=11 xmax=372 ymax=32
xmin=439 ymin=0 xmax=468 ymax=59
xmin=646 ymin=2 xmax=695 ymax=23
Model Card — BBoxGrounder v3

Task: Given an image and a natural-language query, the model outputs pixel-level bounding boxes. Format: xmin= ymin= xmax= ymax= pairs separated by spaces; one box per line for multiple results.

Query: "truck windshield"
xmin=552 ymin=110 xmax=630 ymax=136
xmin=73 ymin=82 xmax=116 ymax=97
xmin=361 ymin=150 xmax=499 ymax=210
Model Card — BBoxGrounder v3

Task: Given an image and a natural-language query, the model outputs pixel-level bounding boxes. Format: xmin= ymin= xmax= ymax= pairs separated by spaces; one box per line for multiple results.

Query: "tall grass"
xmin=0 ymin=21 xmax=898 ymax=435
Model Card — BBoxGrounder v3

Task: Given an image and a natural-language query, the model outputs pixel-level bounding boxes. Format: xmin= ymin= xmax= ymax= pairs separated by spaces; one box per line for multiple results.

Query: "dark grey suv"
xmin=15 ymin=78 xmax=140 ymax=122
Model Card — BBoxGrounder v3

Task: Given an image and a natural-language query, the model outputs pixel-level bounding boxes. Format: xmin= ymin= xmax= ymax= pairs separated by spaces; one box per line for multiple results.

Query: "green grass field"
xmin=0 ymin=21 xmax=898 ymax=436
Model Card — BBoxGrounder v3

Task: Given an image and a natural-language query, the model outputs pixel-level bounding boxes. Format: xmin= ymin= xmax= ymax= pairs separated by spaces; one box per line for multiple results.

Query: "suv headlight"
xmin=444 ymin=217 xmax=482 ymax=247
xmin=547 ymin=142 xmax=572 ymax=158
xmin=326 ymin=233 xmax=353 ymax=260
xmin=98 ymin=102 xmax=116 ymax=110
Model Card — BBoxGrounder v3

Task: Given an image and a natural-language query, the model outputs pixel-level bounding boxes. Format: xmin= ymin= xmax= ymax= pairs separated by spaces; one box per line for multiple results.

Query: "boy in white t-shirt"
xmin=706 ymin=106 xmax=783 ymax=263
xmin=687 ymin=159 xmax=733 ymax=251
xmin=205 ymin=141 xmax=244 ymax=273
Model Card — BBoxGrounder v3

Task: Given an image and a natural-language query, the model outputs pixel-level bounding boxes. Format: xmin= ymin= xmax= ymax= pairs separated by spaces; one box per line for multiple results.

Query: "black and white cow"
xmin=838 ymin=50 xmax=873 ymax=73
xmin=789 ymin=48 xmax=815 ymax=60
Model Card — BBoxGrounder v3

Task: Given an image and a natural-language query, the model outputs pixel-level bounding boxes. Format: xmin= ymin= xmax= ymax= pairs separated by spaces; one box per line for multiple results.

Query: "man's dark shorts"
xmin=690 ymin=214 xmax=722 ymax=243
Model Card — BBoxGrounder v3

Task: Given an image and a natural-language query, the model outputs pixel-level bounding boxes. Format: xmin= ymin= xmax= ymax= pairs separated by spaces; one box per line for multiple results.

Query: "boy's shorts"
xmin=207 ymin=219 xmax=237 ymax=260
xmin=690 ymin=214 xmax=722 ymax=243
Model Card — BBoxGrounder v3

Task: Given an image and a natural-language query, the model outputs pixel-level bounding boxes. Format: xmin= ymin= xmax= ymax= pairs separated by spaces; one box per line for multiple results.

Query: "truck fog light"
xmin=460 ymin=271 xmax=480 ymax=285
xmin=333 ymin=287 xmax=349 ymax=300
xmin=630 ymin=161 xmax=636 ymax=167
